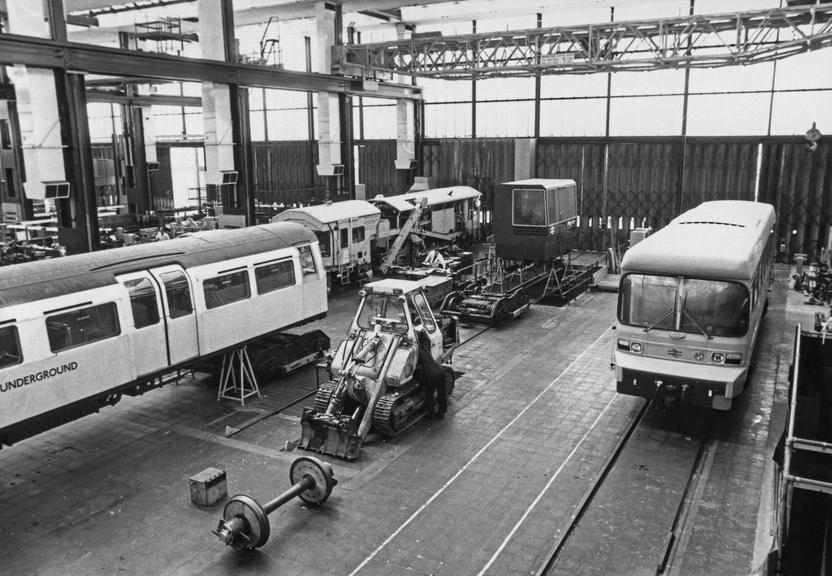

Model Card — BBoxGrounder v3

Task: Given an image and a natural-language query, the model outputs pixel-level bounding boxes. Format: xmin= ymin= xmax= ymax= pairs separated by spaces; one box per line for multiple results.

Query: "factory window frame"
xmin=513 ymin=188 xmax=546 ymax=227
xmin=46 ymin=303 xmax=121 ymax=353
xmin=0 ymin=325 xmax=22 ymax=368
xmin=255 ymin=259 xmax=296 ymax=294
xmin=203 ymin=271 xmax=251 ymax=309
xmin=160 ymin=271 xmax=193 ymax=319
xmin=352 ymin=226 xmax=366 ymax=243
xmin=126 ymin=277 xmax=161 ymax=329
xmin=298 ymin=245 xmax=317 ymax=276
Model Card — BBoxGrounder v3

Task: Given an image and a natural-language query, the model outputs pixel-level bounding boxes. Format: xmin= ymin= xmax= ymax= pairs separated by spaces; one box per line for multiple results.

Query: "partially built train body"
xmin=271 ymin=187 xmax=483 ymax=284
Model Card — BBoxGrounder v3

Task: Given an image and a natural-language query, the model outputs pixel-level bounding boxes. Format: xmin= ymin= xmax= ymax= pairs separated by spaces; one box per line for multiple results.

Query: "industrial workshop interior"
xmin=1 ymin=0 xmax=832 ymax=574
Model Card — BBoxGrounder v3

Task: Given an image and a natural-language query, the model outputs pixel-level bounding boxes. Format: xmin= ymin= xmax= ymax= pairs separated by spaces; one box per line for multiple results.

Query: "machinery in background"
xmin=271 ymin=187 xmax=483 ymax=287
xmin=299 ymin=278 xmax=458 ymax=460
xmin=768 ymin=325 xmax=832 ymax=575
xmin=439 ymin=179 xmax=606 ymax=324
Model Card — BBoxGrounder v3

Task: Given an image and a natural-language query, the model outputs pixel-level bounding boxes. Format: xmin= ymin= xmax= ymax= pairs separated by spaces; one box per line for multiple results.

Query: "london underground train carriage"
xmin=612 ymin=200 xmax=776 ymax=410
xmin=0 ymin=221 xmax=327 ymax=447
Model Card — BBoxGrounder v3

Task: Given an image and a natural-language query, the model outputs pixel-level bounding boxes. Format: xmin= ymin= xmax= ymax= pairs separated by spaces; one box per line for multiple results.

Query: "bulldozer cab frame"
xmin=355 ymin=279 xmax=447 ymax=360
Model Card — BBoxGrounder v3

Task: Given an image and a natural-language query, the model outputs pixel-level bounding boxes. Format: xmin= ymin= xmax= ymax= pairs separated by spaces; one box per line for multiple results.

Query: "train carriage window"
xmin=160 ymin=271 xmax=193 ymax=319
xmin=203 ymin=271 xmax=250 ymax=309
xmin=340 ymin=228 xmax=349 ymax=249
xmin=125 ymin=277 xmax=160 ymax=329
xmin=314 ymin=232 xmax=331 ymax=258
xmin=0 ymin=326 xmax=22 ymax=368
xmin=298 ymin=245 xmax=317 ymax=276
xmin=546 ymin=188 xmax=558 ymax=225
xmin=46 ymin=303 xmax=120 ymax=353
xmin=255 ymin=259 xmax=295 ymax=294
xmin=352 ymin=226 xmax=365 ymax=243
xmin=513 ymin=189 xmax=545 ymax=227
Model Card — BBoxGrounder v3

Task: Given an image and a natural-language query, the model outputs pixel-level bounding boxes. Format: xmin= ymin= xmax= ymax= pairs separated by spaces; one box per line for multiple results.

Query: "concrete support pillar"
xmin=394 ymin=23 xmax=416 ymax=171
xmin=395 ymin=99 xmax=416 ymax=170
xmin=315 ymin=3 xmax=343 ymax=178
xmin=199 ymin=0 xmax=237 ymax=197
xmin=7 ymin=0 xmax=67 ymax=202
xmin=514 ymin=138 xmax=537 ymax=180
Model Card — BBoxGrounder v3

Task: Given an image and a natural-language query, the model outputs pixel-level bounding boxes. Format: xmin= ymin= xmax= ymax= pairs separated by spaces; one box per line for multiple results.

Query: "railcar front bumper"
xmin=614 ymin=353 xmax=747 ymax=410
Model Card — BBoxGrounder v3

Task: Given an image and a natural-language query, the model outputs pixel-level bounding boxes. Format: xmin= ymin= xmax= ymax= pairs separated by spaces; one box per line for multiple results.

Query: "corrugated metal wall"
xmin=356 ymin=139 xmax=403 ymax=198
xmin=149 ymin=145 xmax=174 ymax=211
xmin=759 ymin=139 xmax=832 ymax=260
xmin=251 ymin=136 xmax=829 ymax=259
xmin=537 ymin=137 xmax=830 ymax=255
xmin=420 ymin=138 xmax=515 ymax=210
xmin=251 ymin=141 xmax=327 ymax=205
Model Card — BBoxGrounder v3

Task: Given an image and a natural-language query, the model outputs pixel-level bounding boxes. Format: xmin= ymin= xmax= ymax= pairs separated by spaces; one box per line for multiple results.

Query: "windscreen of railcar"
xmin=619 ymin=274 xmax=749 ymax=337
xmin=513 ymin=189 xmax=545 ymax=226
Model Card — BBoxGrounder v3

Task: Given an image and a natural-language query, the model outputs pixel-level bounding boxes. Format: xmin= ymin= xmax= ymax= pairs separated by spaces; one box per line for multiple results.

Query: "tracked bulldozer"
xmin=299 ymin=279 xmax=458 ymax=460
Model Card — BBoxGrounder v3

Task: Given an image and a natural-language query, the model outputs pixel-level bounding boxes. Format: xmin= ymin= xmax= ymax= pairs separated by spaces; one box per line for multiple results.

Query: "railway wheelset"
xmin=213 ymin=456 xmax=337 ymax=551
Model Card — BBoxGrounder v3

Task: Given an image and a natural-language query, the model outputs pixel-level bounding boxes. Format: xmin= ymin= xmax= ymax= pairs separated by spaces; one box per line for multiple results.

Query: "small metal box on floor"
xmin=189 ymin=467 xmax=227 ymax=506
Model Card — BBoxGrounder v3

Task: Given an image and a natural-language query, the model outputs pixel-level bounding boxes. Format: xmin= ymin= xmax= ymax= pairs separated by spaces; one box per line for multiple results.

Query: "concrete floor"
xmin=0 ymin=264 xmax=809 ymax=576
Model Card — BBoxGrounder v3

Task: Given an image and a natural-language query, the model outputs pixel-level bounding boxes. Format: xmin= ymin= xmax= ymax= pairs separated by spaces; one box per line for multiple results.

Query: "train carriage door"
xmin=148 ymin=265 xmax=199 ymax=365
xmin=297 ymin=244 xmax=325 ymax=315
xmin=338 ymin=224 xmax=350 ymax=266
xmin=116 ymin=271 xmax=169 ymax=377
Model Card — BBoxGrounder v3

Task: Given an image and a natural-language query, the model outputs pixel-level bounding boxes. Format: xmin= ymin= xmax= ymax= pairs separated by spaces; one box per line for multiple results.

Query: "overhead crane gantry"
xmin=335 ymin=2 xmax=832 ymax=79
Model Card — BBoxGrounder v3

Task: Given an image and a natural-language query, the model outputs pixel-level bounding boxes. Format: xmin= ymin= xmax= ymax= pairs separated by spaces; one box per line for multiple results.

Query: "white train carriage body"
xmin=0 ymin=222 xmax=326 ymax=446
xmin=612 ymin=200 xmax=775 ymax=410
xmin=271 ymin=200 xmax=380 ymax=281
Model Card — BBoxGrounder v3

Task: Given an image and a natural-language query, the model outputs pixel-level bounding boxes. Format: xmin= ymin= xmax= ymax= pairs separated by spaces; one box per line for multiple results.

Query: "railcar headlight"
xmin=630 ymin=341 xmax=643 ymax=354
xmin=617 ymin=338 xmax=630 ymax=350
xmin=693 ymin=351 xmax=704 ymax=361
xmin=711 ymin=352 xmax=725 ymax=363
xmin=725 ymin=353 xmax=742 ymax=365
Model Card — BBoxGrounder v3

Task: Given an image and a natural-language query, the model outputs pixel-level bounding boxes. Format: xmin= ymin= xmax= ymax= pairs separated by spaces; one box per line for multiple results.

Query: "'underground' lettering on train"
xmin=0 ymin=362 xmax=79 ymax=393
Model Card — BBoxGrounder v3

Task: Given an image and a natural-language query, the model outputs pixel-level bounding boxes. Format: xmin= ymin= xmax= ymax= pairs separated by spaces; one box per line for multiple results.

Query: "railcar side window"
xmin=546 ymin=188 xmax=558 ymax=225
xmin=340 ymin=228 xmax=349 ymax=249
xmin=46 ymin=303 xmax=120 ymax=353
xmin=255 ymin=259 xmax=295 ymax=294
xmin=125 ymin=277 xmax=160 ymax=329
xmin=203 ymin=271 xmax=251 ymax=309
xmin=298 ymin=245 xmax=317 ymax=276
xmin=352 ymin=226 xmax=365 ymax=243
xmin=513 ymin=189 xmax=545 ymax=226
xmin=160 ymin=271 xmax=193 ymax=319
xmin=0 ymin=325 xmax=22 ymax=368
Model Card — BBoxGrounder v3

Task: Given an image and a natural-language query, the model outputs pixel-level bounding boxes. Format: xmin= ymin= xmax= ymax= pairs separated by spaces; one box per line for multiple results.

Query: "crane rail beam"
xmin=335 ymin=3 xmax=832 ymax=79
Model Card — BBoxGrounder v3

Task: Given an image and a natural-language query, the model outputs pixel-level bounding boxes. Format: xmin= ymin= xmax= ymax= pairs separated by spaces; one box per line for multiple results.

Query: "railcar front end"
xmin=613 ymin=273 xmax=756 ymax=410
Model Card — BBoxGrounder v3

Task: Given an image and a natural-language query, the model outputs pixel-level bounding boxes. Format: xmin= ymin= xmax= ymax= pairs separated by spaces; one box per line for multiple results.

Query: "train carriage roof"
xmin=270 ymin=200 xmax=380 ymax=228
xmin=621 ymin=201 xmax=776 ymax=281
xmin=500 ymin=179 xmax=576 ymax=189
xmin=0 ymin=221 xmax=315 ymax=308
xmin=371 ymin=186 xmax=481 ymax=213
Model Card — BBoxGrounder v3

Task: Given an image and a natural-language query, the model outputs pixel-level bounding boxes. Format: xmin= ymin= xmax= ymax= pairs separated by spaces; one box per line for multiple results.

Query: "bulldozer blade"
xmin=298 ymin=408 xmax=362 ymax=460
